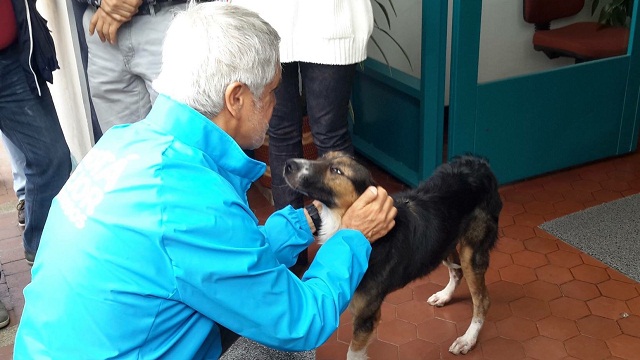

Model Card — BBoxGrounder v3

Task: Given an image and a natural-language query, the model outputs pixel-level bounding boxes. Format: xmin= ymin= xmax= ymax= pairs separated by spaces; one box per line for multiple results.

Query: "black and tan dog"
xmin=284 ymin=152 xmax=502 ymax=359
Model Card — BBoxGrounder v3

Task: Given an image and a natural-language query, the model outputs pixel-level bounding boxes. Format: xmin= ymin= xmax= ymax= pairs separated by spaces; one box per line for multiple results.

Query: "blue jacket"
xmin=14 ymin=95 xmax=371 ymax=359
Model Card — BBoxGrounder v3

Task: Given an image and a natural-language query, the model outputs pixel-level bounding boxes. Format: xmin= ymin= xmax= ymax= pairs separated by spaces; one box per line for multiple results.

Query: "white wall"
xmin=36 ymin=0 xmax=94 ymax=162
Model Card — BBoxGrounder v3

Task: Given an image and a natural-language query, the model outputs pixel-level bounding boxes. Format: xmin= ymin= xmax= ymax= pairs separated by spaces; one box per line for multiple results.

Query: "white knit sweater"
xmin=231 ymin=0 xmax=373 ymax=65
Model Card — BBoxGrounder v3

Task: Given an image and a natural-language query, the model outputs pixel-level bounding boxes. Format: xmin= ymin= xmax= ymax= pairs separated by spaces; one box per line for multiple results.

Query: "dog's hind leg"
xmin=427 ymin=250 xmax=463 ymax=307
xmin=449 ymin=244 xmax=490 ymax=355
xmin=347 ymin=293 xmax=383 ymax=360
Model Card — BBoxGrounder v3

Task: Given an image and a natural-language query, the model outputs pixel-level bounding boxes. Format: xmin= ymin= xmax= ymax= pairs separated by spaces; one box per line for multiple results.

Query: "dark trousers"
xmin=268 ymin=62 xmax=356 ymax=210
xmin=0 ymin=44 xmax=71 ymax=255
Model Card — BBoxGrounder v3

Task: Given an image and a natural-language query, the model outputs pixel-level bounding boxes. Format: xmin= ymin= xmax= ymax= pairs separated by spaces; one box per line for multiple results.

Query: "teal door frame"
xmin=350 ymin=0 xmax=448 ymax=187
xmin=448 ymin=0 xmax=640 ymax=184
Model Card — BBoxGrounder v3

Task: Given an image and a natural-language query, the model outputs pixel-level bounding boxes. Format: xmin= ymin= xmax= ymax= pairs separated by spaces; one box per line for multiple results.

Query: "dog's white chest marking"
xmin=316 ymin=205 xmax=341 ymax=244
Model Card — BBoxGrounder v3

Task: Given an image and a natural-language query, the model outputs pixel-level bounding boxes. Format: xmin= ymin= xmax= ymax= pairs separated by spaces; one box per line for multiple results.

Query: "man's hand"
xmin=341 ymin=186 xmax=397 ymax=243
xmin=100 ymin=0 xmax=142 ymax=22
xmin=89 ymin=0 xmax=142 ymax=45
xmin=89 ymin=8 xmax=125 ymax=44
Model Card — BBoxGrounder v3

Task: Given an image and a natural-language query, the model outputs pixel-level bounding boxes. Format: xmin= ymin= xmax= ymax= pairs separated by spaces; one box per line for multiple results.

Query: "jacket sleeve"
xmin=258 ymin=206 xmax=314 ymax=268
xmin=164 ymin=195 xmax=371 ymax=351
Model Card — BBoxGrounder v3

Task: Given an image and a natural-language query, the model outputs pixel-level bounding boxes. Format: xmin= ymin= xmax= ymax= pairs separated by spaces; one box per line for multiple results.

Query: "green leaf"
xmin=369 ymin=35 xmax=393 ymax=75
xmin=373 ymin=26 xmax=413 ymax=70
xmin=373 ymin=0 xmax=391 ymax=29
xmin=386 ymin=0 xmax=398 ymax=17
xmin=594 ymin=0 xmax=632 ymax=28
xmin=614 ymin=7 xmax=627 ymax=26
xmin=599 ymin=4 xmax=613 ymax=25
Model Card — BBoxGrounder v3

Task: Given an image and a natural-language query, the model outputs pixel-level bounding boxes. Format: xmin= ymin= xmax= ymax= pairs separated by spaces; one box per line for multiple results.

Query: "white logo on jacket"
xmin=58 ymin=149 xmax=140 ymax=228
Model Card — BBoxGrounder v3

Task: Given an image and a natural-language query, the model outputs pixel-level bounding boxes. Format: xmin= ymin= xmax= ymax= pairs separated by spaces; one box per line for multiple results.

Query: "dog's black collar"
xmin=305 ymin=204 xmax=321 ymax=235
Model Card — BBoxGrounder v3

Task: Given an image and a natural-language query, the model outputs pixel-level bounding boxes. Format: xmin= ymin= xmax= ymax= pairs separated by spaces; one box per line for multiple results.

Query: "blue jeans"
xmin=0 ymin=44 xmax=71 ymax=255
xmin=269 ymin=62 xmax=356 ymax=210
xmin=1 ymin=133 xmax=26 ymax=201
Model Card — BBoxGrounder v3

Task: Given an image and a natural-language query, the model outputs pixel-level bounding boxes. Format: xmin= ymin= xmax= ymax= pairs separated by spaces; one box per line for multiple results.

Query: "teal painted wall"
xmin=448 ymin=0 xmax=640 ymax=184
xmin=474 ymin=59 xmax=630 ymax=183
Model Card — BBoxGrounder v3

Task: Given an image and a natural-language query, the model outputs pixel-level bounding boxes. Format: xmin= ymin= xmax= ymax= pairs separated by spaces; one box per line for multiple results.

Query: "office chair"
xmin=523 ymin=0 xmax=630 ymax=62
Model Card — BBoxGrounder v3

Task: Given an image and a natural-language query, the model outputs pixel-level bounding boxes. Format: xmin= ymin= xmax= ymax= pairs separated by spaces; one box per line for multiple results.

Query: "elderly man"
xmin=14 ymin=3 xmax=396 ymax=359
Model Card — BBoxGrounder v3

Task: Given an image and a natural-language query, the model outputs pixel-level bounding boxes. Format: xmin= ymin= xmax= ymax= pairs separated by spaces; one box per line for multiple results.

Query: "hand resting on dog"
xmin=341 ymin=186 xmax=397 ymax=243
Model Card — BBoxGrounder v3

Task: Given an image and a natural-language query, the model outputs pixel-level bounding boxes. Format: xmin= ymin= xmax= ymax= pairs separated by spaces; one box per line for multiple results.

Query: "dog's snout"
xmin=284 ymin=159 xmax=301 ymax=175
xmin=285 ymin=158 xmax=311 ymax=176
xmin=283 ymin=158 xmax=312 ymax=194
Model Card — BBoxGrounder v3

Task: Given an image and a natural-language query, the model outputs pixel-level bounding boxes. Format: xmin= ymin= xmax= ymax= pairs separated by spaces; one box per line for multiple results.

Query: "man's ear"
xmin=224 ymin=82 xmax=246 ymax=119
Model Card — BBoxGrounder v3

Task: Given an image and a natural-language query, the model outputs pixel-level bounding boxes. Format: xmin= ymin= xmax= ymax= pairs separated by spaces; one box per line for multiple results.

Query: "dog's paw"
xmin=448 ymin=336 xmax=475 ymax=355
xmin=346 ymin=347 xmax=369 ymax=360
xmin=427 ymin=290 xmax=451 ymax=307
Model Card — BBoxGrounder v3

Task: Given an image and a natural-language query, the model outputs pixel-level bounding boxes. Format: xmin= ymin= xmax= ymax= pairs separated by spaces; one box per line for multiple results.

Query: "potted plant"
xmin=592 ymin=0 xmax=634 ymax=27
xmin=370 ymin=0 xmax=413 ymax=71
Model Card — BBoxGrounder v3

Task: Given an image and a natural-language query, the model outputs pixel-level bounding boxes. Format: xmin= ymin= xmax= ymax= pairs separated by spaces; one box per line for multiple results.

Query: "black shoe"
xmin=0 ymin=301 xmax=9 ymax=329
xmin=16 ymin=199 xmax=25 ymax=229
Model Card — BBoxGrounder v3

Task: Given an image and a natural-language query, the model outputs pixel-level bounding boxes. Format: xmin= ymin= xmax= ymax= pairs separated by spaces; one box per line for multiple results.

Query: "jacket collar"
xmin=145 ymin=95 xmax=266 ymax=185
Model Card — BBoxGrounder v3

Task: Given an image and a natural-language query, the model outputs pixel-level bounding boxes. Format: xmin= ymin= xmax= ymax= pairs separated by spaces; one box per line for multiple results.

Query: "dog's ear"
xmin=353 ymin=169 xmax=377 ymax=196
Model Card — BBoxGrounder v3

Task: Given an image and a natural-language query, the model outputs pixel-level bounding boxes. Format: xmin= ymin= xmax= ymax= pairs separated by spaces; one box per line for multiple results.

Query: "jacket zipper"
xmin=22 ymin=0 xmax=42 ymax=97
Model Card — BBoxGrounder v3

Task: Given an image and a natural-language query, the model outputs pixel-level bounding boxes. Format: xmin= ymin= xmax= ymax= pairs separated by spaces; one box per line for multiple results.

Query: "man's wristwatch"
xmin=305 ymin=204 xmax=321 ymax=235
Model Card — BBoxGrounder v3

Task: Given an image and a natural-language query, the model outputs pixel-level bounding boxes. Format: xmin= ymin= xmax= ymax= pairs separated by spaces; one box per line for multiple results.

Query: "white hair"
xmin=153 ymin=2 xmax=281 ymax=119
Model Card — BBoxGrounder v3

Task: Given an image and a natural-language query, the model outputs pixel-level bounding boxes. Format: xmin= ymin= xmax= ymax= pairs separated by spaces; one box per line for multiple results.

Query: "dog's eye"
xmin=330 ymin=167 xmax=343 ymax=175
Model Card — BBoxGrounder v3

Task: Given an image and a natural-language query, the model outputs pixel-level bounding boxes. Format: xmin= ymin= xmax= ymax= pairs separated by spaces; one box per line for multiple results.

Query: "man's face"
xmin=244 ymin=67 xmax=282 ymax=150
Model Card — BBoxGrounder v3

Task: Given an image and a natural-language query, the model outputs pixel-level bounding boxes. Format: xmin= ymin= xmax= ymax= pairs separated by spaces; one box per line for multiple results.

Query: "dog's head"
xmin=284 ymin=151 xmax=376 ymax=211
xmin=284 ymin=152 xmax=376 ymax=242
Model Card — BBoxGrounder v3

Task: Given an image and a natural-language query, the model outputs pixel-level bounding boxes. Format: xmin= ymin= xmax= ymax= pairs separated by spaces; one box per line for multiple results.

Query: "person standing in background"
xmin=0 ymin=133 xmax=27 ymax=228
xmin=14 ymin=3 xmax=396 ymax=358
xmin=232 ymin=0 xmax=374 ymax=267
xmin=76 ymin=0 xmax=189 ymax=132
xmin=0 ymin=0 xmax=72 ymax=265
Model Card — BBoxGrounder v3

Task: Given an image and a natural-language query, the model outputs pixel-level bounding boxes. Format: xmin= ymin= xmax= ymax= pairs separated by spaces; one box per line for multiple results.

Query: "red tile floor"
xmin=0 ymin=143 xmax=639 ymax=359
xmin=250 ymin=151 xmax=640 ymax=360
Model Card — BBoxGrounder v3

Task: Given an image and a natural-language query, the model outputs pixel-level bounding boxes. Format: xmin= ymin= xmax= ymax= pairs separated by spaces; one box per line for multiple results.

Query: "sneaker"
xmin=0 ymin=301 xmax=9 ymax=329
xmin=24 ymin=251 xmax=35 ymax=267
xmin=16 ymin=199 xmax=25 ymax=228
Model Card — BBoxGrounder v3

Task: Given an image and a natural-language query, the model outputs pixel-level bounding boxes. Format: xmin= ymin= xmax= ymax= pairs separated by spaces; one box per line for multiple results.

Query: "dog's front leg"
xmin=347 ymin=308 xmax=381 ymax=360
xmin=346 ymin=295 xmax=382 ymax=360
xmin=347 ymin=316 xmax=377 ymax=360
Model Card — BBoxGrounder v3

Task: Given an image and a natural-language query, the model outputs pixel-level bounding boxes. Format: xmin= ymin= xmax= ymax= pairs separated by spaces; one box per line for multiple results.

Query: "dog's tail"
xmin=450 ymin=155 xmax=498 ymax=191
xmin=452 ymin=155 xmax=500 ymax=204
xmin=427 ymin=155 xmax=502 ymax=218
